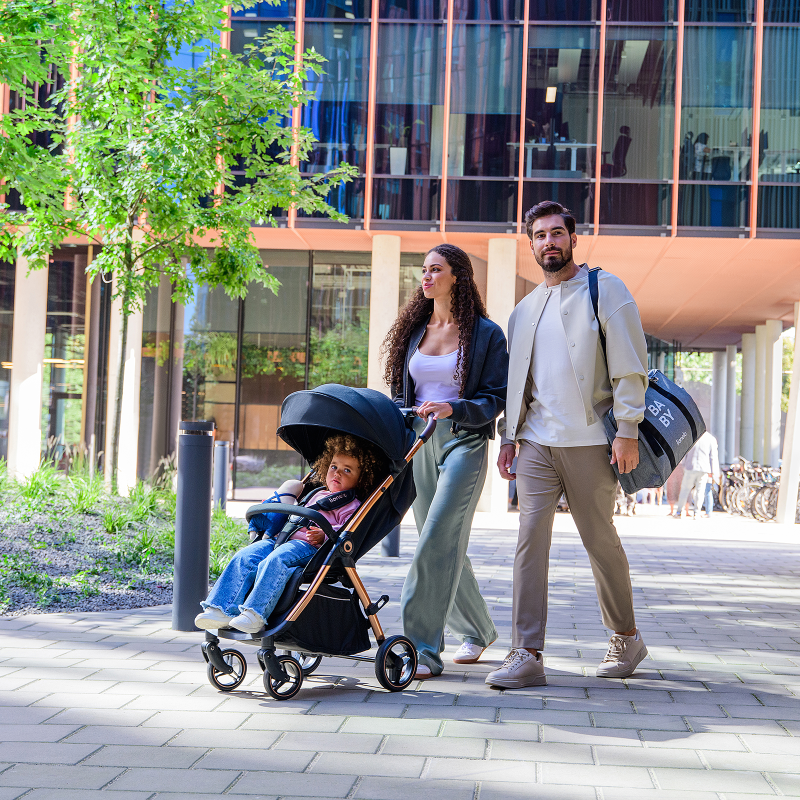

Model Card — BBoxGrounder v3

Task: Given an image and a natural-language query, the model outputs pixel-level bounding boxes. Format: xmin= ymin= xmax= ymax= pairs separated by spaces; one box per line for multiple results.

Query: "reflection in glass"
xmin=309 ymin=254 xmax=370 ymax=389
xmin=523 ymin=26 xmax=599 ymax=179
xmin=446 ymin=179 xmax=517 ymax=223
xmin=297 ymin=177 xmax=366 ymax=220
xmin=758 ymin=186 xmax=800 ymax=229
xmin=306 ymin=0 xmax=370 ymax=17
xmin=399 ymin=257 xmax=425 ymax=309
xmin=232 ymin=1 xmax=294 ymax=16
xmin=0 ymin=261 xmax=14 ymax=461
xmin=41 ymin=257 xmax=85 ymax=461
xmin=759 ymin=28 xmax=800 ymax=185
xmin=182 ymin=286 xmax=240 ymax=444
xmin=677 ymin=184 xmax=748 ymax=227
xmin=236 ymin=254 xmax=308 ymax=498
xmin=521 ymin=181 xmax=593 ymax=224
xmin=375 ymin=23 xmax=445 ymax=177
xmin=373 ymin=178 xmax=441 ymax=221
xmin=453 ymin=0 xmax=524 ymax=20
xmin=529 ymin=0 xmax=597 ymax=20
xmin=680 ymin=26 xmax=753 ymax=183
xmin=602 ymin=26 xmax=675 ymax=180
xmin=607 ymin=0 xmax=675 ymax=21
xmin=684 ymin=0 xmax=753 ymax=22
xmin=600 ymin=182 xmax=671 ymax=226
xmin=765 ymin=1 xmax=800 ymax=22
xmin=450 ymin=24 xmax=523 ymax=178
xmin=379 ymin=0 xmax=444 ymax=17
xmin=301 ymin=22 xmax=369 ymax=186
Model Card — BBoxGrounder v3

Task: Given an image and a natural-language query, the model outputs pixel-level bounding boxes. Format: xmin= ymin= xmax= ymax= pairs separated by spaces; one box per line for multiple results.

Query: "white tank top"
xmin=409 ymin=349 xmax=460 ymax=403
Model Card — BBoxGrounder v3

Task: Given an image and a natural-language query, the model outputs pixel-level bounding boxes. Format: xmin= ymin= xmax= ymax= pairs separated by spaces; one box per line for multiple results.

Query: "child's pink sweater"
xmin=289 ymin=490 xmax=361 ymax=547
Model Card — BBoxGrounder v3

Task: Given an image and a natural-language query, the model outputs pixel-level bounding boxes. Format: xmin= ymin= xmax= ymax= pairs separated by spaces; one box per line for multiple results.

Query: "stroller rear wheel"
xmin=264 ymin=654 xmax=304 ymax=700
xmin=281 ymin=651 xmax=323 ymax=676
xmin=206 ymin=648 xmax=247 ymax=691
xmin=375 ymin=635 xmax=417 ymax=692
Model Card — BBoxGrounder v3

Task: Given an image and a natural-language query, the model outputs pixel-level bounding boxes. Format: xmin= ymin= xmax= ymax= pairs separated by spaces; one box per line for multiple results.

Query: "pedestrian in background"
xmin=673 ymin=430 xmax=720 ymax=519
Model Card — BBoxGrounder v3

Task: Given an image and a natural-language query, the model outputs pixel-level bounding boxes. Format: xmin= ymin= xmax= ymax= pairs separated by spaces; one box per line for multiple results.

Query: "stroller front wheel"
xmin=281 ymin=651 xmax=323 ymax=676
xmin=375 ymin=635 xmax=417 ymax=691
xmin=206 ymin=649 xmax=247 ymax=691
xmin=264 ymin=655 xmax=304 ymax=700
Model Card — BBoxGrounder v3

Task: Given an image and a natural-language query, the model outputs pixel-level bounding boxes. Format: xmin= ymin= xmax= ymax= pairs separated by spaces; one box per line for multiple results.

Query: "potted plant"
xmin=384 ymin=121 xmax=411 ymax=175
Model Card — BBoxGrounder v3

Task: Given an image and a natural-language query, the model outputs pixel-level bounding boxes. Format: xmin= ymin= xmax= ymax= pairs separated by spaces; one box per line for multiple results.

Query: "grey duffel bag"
xmin=589 ymin=267 xmax=706 ymax=494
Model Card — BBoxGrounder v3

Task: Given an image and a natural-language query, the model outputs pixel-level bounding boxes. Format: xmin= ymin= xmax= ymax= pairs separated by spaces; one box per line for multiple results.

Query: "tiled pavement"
xmin=1 ymin=508 xmax=800 ymax=799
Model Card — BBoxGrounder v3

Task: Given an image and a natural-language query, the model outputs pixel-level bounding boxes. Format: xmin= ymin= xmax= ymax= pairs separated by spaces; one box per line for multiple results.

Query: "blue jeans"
xmin=202 ymin=537 xmax=317 ymax=624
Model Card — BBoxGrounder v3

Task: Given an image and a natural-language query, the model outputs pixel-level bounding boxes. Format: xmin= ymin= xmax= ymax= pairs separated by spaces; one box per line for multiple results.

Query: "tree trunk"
xmin=110 ymin=288 xmax=130 ymax=493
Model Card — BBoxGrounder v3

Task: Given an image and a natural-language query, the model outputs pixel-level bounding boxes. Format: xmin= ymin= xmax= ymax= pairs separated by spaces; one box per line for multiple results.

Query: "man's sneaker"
xmin=596 ymin=630 xmax=648 ymax=678
xmin=485 ymin=649 xmax=546 ymax=688
xmin=229 ymin=608 xmax=265 ymax=634
xmin=453 ymin=640 xmax=494 ymax=664
xmin=194 ymin=608 xmax=234 ymax=631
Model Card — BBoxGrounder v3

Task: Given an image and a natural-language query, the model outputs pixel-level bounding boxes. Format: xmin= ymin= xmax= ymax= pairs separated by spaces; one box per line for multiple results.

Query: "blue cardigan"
xmin=391 ymin=315 xmax=509 ymax=439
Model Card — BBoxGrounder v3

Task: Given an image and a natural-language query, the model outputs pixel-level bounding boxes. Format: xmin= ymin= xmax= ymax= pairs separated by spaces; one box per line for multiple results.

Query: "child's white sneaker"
xmin=229 ymin=608 xmax=265 ymax=634
xmin=194 ymin=608 xmax=234 ymax=630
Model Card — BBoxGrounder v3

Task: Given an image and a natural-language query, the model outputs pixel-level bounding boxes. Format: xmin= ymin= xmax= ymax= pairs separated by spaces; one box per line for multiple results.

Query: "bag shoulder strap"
xmin=588 ymin=267 xmax=608 ymax=365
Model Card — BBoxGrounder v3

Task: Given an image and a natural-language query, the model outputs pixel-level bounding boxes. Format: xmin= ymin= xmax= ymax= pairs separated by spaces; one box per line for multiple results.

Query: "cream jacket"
xmin=499 ymin=264 xmax=648 ymax=445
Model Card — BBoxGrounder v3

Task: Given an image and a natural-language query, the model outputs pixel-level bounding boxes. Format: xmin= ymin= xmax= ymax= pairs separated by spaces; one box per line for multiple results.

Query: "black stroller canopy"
xmin=277 ymin=384 xmax=416 ymax=474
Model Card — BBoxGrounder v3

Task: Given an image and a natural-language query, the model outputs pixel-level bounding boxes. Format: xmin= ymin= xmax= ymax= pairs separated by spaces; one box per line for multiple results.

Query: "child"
xmin=195 ymin=434 xmax=381 ymax=634
xmin=247 ymin=478 xmax=304 ymax=543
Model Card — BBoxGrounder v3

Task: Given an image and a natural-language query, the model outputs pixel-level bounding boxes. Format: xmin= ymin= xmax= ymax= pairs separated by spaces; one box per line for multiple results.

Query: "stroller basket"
xmin=200 ymin=384 xmax=436 ymax=700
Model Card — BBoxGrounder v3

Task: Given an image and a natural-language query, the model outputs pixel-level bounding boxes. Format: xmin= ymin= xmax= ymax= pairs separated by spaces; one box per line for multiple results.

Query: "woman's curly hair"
xmin=381 ymin=244 xmax=487 ymax=399
xmin=311 ymin=434 xmax=384 ymax=500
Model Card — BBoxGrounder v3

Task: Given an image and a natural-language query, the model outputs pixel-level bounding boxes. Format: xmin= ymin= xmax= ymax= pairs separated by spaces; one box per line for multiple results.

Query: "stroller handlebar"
xmin=399 ymin=408 xmax=438 ymax=444
xmin=244 ymin=502 xmax=337 ymax=542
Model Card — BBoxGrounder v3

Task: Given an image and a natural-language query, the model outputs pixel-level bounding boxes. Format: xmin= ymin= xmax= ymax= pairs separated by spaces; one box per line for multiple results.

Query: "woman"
xmin=382 ymin=244 xmax=508 ymax=678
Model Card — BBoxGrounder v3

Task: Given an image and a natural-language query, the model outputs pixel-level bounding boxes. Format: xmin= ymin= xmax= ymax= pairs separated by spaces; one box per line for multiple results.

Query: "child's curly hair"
xmin=312 ymin=434 xmax=383 ymax=500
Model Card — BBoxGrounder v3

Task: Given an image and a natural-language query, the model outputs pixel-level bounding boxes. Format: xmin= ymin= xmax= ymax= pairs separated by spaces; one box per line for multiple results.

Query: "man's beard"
xmin=535 ymin=244 xmax=572 ymax=272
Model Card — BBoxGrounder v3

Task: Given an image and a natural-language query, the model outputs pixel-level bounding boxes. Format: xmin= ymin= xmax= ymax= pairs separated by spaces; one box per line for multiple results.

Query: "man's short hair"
xmin=524 ymin=201 xmax=576 ymax=240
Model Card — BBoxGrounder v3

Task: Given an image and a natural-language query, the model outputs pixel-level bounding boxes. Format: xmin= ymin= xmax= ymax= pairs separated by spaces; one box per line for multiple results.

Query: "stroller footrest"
xmin=365 ymin=595 xmax=390 ymax=616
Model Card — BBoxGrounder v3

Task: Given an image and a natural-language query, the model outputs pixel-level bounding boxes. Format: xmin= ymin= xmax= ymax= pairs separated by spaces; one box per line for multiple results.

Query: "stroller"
xmin=201 ymin=384 xmax=435 ymax=700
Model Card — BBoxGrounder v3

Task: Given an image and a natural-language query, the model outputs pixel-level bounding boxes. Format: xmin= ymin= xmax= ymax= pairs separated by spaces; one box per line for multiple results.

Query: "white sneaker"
xmin=229 ymin=608 xmax=265 ymax=634
xmin=194 ymin=608 xmax=234 ymax=631
xmin=596 ymin=630 xmax=648 ymax=678
xmin=485 ymin=649 xmax=546 ymax=688
xmin=453 ymin=641 xmax=493 ymax=664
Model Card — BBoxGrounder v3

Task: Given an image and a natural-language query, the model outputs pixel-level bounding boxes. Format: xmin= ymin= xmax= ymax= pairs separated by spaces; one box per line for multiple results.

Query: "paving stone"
xmin=274 ymin=731 xmax=382 ymax=753
xmin=354 ymin=777 xmax=475 ymax=800
xmin=382 ymin=735 xmax=485 ymax=758
xmin=228 ymin=772 xmax=356 ymax=796
xmin=340 ymin=717 xmax=441 ymax=736
xmin=240 ymin=714 xmax=345 ymax=733
xmin=109 ymin=767 xmax=240 ymax=793
xmin=701 ymin=750 xmax=800 ymax=772
xmin=140 ymin=710 xmax=250 ymax=729
xmin=65 ymin=726 xmax=181 ymax=746
xmin=653 ymin=767 xmax=774 ymax=792
xmin=427 ymin=757 xmax=538 ymax=782
xmin=22 ymin=792 xmax=151 ymax=800
xmin=640 ymin=730 xmax=748 ymax=750
xmin=594 ymin=745 xmax=703 ymax=768
xmin=489 ymin=740 xmax=593 ymax=763
xmin=768 ymin=773 xmax=800 ymax=795
xmin=193 ymin=748 xmax=313 ymax=771
xmin=0 ymin=764 xmax=125 ymax=789
xmin=43 ymin=709 xmax=157 ymax=726
xmin=310 ymin=752 xmax=424 ymax=777
xmin=0 ymin=724 xmax=81 ymax=742
xmin=478 ymin=784 xmax=595 ymax=799
xmin=82 ymin=744 xmax=209 ymax=768
xmin=0 ymin=742 xmax=102 ymax=764
xmin=541 ymin=763 xmax=654 ymax=787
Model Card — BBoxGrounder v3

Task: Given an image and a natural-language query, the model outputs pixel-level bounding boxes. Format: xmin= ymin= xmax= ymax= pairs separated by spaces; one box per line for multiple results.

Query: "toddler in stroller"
xmin=195 ymin=434 xmax=383 ymax=635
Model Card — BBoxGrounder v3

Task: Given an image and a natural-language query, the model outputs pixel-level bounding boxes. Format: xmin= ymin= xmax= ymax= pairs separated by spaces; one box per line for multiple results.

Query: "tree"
xmin=0 ymin=0 xmax=356 ymax=487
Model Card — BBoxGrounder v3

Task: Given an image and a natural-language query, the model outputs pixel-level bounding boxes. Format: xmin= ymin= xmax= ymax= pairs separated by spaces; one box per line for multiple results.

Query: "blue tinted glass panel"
xmin=301 ymin=22 xmax=370 ymax=173
xmin=602 ymin=26 xmax=675 ymax=180
xmin=375 ymin=23 xmax=446 ymax=177
xmin=230 ymin=20 xmax=290 ymax=54
xmin=373 ymin=178 xmax=441 ymax=220
xmin=607 ymin=0 xmax=675 ymax=21
xmin=680 ymin=26 xmax=753 ymax=182
xmin=0 ymin=260 xmax=13 ymax=461
xmin=524 ymin=26 xmax=599 ymax=179
xmin=297 ymin=178 xmax=366 ymax=219
xmin=446 ymin=179 xmax=517 ymax=223
xmin=758 ymin=185 xmax=800 ymax=228
xmin=232 ymin=1 xmax=294 ymax=16
xmin=685 ymin=0 xmax=753 ymax=22
xmin=450 ymin=24 xmax=523 ymax=177
xmin=600 ymin=182 xmax=671 ymax=225
xmin=529 ymin=0 xmax=598 ymax=21
xmin=759 ymin=27 xmax=800 ymax=185
xmin=677 ymin=184 xmax=749 ymax=227
xmin=305 ymin=0 xmax=370 ymax=17
xmin=522 ymin=180 xmax=593 ymax=224
xmin=765 ymin=1 xmax=800 ymax=22
xmin=379 ymin=0 xmax=444 ymax=18
xmin=453 ymin=0 xmax=524 ymax=20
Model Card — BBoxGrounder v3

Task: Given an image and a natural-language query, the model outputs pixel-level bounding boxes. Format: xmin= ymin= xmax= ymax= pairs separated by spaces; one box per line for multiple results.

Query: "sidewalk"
xmin=1 ymin=510 xmax=799 ymax=799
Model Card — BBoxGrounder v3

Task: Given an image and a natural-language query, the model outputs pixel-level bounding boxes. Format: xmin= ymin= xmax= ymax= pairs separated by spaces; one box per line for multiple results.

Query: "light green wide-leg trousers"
xmin=401 ymin=418 xmax=498 ymax=674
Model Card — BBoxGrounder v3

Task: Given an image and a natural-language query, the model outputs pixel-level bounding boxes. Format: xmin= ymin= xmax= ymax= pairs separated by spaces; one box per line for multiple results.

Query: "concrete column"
xmin=740 ymin=333 xmax=756 ymax=461
xmin=764 ymin=319 xmax=783 ymax=467
xmin=753 ymin=324 xmax=767 ymax=463
xmin=710 ymin=351 xmax=727 ymax=462
xmin=725 ymin=345 xmax=737 ymax=464
xmin=104 ymin=282 xmax=143 ymax=494
xmin=7 ymin=251 xmax=48 ymax=480
xmin=367 ymin=235 xmax=401 ymax=396
xmin=777 ymin=302 xmax=800 ymax=523
xmin=479 ymin=238 xmax=517 ymax=515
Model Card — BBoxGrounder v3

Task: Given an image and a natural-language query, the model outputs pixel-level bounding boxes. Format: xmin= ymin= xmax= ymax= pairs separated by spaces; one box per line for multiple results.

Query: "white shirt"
xmin=517 ymin=283 xmax=607 ymax=447
xmin=409 ymin=348 xmax=460 ymax=404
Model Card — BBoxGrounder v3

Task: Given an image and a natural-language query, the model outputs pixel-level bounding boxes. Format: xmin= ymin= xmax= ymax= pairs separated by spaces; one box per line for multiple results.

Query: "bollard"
xmin=172 ymin=420 xmax=214 ymax=631
xmin=213 ymin=440 xmax=230 ymax=511
xmin=381 ymin=524 xmax=400 ymax=557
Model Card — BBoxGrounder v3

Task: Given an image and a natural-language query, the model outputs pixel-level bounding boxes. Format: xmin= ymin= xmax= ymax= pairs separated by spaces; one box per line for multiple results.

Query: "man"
xmin=674 ymin=430 xmax=720 ymax=519
xmin=487 ymin=201 xmax=649 ymax=688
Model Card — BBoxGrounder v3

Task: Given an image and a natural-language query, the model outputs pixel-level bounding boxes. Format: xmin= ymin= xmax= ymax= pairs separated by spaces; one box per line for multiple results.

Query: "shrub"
xmin=67 ymin=476 xmax=104 ymax=515
xmin=19 ymin=463 xmax=61 ymax=504
xmin=209 ymin=508 xmax=249 ymax=580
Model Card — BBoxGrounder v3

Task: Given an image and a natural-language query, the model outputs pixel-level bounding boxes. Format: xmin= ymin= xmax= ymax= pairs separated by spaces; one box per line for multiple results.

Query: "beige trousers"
xmin=513 ymin=440 xmax=636 ymax=649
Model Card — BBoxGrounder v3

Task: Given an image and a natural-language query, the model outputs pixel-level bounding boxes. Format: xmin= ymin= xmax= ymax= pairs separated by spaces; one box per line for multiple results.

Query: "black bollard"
xmin=213 ymin=440 xmax=230 ymax=511
xmin=381 ymin=524 xmax=400 ymax=557
xmin=172 ymin=420 xmax=214 ymax=631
